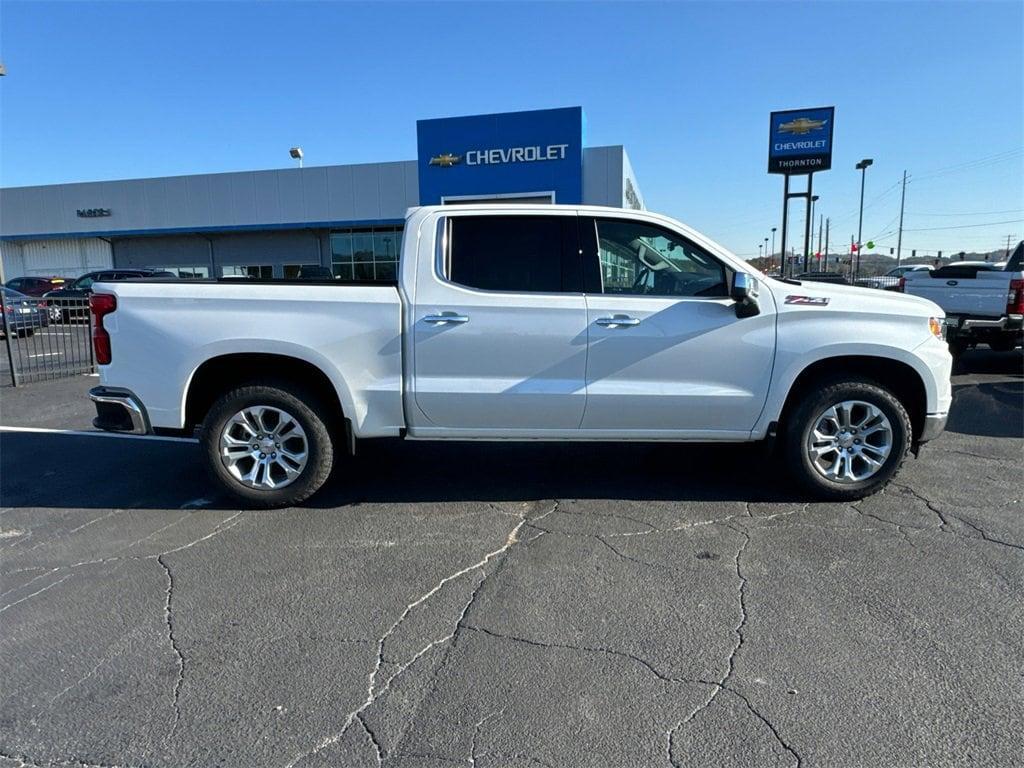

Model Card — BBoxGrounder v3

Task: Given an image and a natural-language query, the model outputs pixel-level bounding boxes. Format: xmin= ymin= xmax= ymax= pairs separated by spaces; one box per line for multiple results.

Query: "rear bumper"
xmin=89 ymin=386 xmax=151 ymax=435
xmin=947 ymin=314 xmax=1023 ymax=337
xmin=918 ymin=412 xmax=948 ymax=444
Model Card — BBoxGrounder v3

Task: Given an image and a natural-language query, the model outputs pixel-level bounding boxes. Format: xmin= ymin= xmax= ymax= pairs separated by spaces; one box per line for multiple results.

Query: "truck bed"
xmin=95 ymin=280 xmax=405 ymax=435
xmin=903 ymin=265 xmax=1015 ymax=318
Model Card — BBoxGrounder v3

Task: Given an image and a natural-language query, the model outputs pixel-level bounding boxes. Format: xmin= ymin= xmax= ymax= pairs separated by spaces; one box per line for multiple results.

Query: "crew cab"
xmin=901 ymin=242 xmax=1023 ymax=354
xmin=87 ymin=204 xmax=952 ymax=506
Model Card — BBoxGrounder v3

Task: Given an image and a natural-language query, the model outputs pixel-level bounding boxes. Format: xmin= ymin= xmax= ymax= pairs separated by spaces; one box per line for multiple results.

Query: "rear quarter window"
xmin=446 ymin=215 xmax=580 ymax=293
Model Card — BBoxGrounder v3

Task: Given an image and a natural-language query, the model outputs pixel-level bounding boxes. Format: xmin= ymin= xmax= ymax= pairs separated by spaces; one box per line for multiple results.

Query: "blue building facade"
xmin=0 ymin=107 xmax=644 ymax=281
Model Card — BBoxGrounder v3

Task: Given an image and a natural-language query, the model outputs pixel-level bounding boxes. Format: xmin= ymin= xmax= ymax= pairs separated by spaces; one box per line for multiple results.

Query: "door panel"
xmin=582 ymin=295 xmax=775 ymax=432
xmin=579 ymin=216 xmax=776 ymax=435
xmin=411 ymin=212 xmax=588 ymax=432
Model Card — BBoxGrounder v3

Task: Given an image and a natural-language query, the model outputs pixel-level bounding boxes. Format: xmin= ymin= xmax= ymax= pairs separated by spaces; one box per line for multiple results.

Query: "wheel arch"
xmin=777 ymin=355 xmax=928 ymax=441
xmin=183 ymin=352 xmax=350 ymax=438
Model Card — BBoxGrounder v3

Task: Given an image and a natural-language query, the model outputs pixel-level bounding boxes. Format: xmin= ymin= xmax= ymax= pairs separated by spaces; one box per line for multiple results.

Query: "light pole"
xmin=805 ymin=195 xmax=819 ymax=271
xmin=758 ymin=244 xmax=763 ymax=262
xmin=855 ymin=158 xmax=873 ymax=281
xmin=289 ymin=147 xmax=304 ymax=168
xmin=771 ymin=227 xmax=777 ymax=275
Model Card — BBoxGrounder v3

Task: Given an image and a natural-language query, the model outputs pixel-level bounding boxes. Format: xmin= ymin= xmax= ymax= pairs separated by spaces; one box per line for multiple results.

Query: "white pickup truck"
xmin=88 ymin=204 xmax=952 ymax=506
xmin=901 ymin=241 xmax=1023 ymax=354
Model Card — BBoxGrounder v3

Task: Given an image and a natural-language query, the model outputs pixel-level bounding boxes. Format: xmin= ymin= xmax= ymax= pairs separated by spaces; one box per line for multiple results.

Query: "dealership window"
xmin=154 ymin=266 xmax=210 ymax=279
xmin=221 ymin=265 xmax=273 ymax=279
xmin=447 ymin=215 xmax=575 ymax=293
xmin=282 ymin=264 xmax=329 ymax=279
xmin=331 ymin=226 xmax=402 ymax=281
xmin=595 ymin=219 xmax=728 ymax=297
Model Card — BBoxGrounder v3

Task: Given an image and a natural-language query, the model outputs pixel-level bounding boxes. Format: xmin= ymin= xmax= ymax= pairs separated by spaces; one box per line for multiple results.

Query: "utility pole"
xmin=771 ymin=228 xmax=777 ymax=275
xmin=892 ymin=168 xmax=909 ymax=268
xmin=1006 ymin=234 xmax=1016 ymax=259
xmin=824 ymin=217 xmax=830 ymax=271
xmin=817 ymin=214 xmax=823 ymax=262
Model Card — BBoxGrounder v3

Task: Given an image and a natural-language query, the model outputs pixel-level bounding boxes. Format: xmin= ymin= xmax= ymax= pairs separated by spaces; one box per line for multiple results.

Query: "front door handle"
xmin=596 ymin=315 xmax=641 ymax=327
xmin=423 ymin=313 xmax=470 ymax=325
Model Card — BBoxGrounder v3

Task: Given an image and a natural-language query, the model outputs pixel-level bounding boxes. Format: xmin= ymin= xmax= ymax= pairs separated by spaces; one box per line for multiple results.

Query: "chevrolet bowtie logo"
xmin=778 ymin=117 xmax=828 ymax=135
xmin=429 ymin=153 xmax=462 ymax=167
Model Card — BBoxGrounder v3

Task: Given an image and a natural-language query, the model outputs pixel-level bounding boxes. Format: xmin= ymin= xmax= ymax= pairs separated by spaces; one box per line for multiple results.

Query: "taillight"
xmin=90 ymin=293 xmax=117 ymax=365
xmin=897 ymin=277 xmax=906 ymax=292
xmin=1008 ymin=279 xmax=1024 ymax=315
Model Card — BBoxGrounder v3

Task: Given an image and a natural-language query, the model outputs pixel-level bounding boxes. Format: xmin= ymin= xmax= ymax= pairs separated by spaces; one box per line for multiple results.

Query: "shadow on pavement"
xmin=947 ymin=349 xmax=1024 ymax=439
xmin=0 ymin=431 xmax=805 ymax=511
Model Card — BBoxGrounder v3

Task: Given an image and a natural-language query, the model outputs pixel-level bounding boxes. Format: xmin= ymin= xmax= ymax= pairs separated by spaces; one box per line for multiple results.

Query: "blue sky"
xmin=1 ymin=0 xmax=1021 ymax=258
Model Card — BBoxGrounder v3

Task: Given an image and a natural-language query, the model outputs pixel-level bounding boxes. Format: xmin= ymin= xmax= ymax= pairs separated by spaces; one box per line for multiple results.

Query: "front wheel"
xmin=199 ymin=382 xmax=335 ymax=507
xmin=784 ymin=379 xmax=912 ymax=501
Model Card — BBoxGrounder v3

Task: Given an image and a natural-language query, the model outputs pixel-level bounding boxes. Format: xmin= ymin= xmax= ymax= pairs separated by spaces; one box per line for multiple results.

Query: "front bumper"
xmin=918 ymin=412 xmax=948 ymax=444
xmin=89 ymin=386 xmax=151 ymax=435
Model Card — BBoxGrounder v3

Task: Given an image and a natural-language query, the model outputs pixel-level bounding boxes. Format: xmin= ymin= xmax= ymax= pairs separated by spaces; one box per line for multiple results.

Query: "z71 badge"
xmin=785 ymin=295 xmax=830 ymax=306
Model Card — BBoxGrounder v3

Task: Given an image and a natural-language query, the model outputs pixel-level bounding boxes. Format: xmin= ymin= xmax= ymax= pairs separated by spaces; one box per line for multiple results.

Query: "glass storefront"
xmin=221 ymin=265 xmax=273 ymax=279
xmin=330 ymin=226 xmax=402 ymax=282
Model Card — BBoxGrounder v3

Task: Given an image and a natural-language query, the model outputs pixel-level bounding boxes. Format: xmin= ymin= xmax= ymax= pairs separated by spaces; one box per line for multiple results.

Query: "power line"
xmin=900 ymin=218 xmax=1024 ymax=232
xmin=907 ymin=208 xmax=1024 ymax=217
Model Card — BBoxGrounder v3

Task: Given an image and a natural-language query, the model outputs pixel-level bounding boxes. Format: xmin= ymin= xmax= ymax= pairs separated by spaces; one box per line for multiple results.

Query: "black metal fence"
xmin=1 ymin=292 xmax=95 ymax=386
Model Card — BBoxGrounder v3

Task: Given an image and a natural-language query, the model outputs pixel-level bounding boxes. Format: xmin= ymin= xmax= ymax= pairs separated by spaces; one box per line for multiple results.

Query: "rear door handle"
xmin=596 ymin=315 xmax=641 ymax=327
xmin=423 ymin=313 xmax=469 ymax=325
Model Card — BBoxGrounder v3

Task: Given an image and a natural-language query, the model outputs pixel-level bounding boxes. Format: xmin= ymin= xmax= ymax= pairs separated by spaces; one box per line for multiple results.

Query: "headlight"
xmin=929 ymin=317 xmax=946 ymax=340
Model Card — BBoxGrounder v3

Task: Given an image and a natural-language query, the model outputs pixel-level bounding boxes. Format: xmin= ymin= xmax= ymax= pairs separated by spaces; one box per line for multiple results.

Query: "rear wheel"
xmin=784 ymin=378 xmax=912 ymax=500
xmin=200 ymin=382 xmax=335 ymax=507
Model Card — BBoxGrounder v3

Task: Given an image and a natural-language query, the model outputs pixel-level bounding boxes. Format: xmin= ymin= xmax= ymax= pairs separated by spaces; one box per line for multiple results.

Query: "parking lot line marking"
xmin=0 ymin=426 xmax=198 ymax=443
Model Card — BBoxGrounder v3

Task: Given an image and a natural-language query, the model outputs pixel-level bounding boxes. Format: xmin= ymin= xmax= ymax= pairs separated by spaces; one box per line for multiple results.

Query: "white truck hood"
xmin=766 ymin=278 xmax=944 ymax=318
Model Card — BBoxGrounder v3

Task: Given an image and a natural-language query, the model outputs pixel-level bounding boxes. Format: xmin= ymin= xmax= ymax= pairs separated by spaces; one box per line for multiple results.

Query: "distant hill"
xmin=750 ymin=247 xmax=1010 ymax=276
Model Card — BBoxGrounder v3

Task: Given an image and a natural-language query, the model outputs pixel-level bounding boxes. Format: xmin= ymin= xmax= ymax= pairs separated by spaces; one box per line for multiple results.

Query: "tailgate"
xmin=905 ymin=271 xmax=1010 ymax=317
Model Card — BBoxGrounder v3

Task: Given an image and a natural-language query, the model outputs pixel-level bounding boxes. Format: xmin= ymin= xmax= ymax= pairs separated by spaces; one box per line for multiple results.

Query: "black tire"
xmin=783 ymin=378 xmax=912 ymax=501
xmin=948 ymin=338 xmax=969 ymax=357
xmin=199 ymin=381 xmax=335 ymax=508
xmin=988 ymin=338 xmax=1017 ymax=353
xmin=15 ymin=328 xmax=33 ymax=338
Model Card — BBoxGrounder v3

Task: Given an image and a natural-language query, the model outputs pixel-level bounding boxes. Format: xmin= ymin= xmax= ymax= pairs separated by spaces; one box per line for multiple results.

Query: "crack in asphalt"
xmin=156 ymin=554 xmax=185 ymax=733
xmin=356 ymin=712 xmax=383 ymax=766
xmin=468 ymin=708 xmax=503 ymax=767
xmin=669 ymin=526 xmax=801 ymax=768
xmin=461 ymin=624 xmax=717 ymax=688
xmin=890 ymin=484 xmax=1024 ymax=553
xmin=281 ymin=502 xmax=557 ymax=768
xmin=0 ymin=749 xmax=127 ymax=768
xmin=0 ymin=572 xmax=73 ymax=615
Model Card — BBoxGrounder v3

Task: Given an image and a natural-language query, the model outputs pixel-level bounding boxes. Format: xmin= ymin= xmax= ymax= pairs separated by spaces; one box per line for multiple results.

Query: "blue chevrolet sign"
xmin=417 ymin=107 xmax=585 ymax=205
xmin=768 ymin=106 xmax=835 ymax=174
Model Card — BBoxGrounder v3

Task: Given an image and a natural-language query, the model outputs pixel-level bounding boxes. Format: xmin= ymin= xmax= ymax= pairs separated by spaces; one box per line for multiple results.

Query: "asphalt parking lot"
xmin=1 ymin=350 xmax=1021 ymax=768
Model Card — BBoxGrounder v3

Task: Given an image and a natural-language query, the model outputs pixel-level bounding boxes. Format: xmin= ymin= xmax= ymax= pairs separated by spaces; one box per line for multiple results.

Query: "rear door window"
xmin=446 ymin=215 xmax=580 ymax=293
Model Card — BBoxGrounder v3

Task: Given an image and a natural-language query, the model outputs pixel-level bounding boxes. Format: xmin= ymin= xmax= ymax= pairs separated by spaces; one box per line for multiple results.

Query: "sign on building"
xmin=416 ymin=107 xmax=585 ymax=205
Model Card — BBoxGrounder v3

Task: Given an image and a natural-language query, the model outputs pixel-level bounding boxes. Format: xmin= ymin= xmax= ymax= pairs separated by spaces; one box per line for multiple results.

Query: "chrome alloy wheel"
xmin=805 ymin=400 xmax=893 ymax=484
xmin=219 ymin=406 xmax=308 ymax=490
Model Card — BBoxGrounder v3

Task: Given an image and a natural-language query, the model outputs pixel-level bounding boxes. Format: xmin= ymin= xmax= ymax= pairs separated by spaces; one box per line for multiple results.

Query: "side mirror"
xmin=731 ymin=272 xmax=761 ymax=318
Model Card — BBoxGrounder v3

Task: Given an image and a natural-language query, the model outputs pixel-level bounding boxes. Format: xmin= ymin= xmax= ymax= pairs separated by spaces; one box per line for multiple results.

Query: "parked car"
xmin=797 ymin=271 xmax=850 ymax=285
xmin=859 ymin=264 xmax=932 ymax=291
xmin=44 ymin=269 xmax=176 ymax=321
xmin=901 ymin=243 xmax=1023 ymax=354
xmin=4 ymin=276 xmax=71 ymax=296
xmin=1 ymin=287 xmax=50 ymax=337
xmin=88 ymin=204 xmax=952 ymax=507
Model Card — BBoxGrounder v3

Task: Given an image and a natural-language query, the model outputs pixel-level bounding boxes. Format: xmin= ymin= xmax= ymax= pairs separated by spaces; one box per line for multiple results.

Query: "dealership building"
xmin=0 ymin=107 xmax=644 ymax=282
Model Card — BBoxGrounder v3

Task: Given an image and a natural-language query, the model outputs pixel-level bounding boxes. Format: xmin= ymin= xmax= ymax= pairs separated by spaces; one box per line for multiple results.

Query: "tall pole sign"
xmin=768 ymin=106 xmax=835 ymax=277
